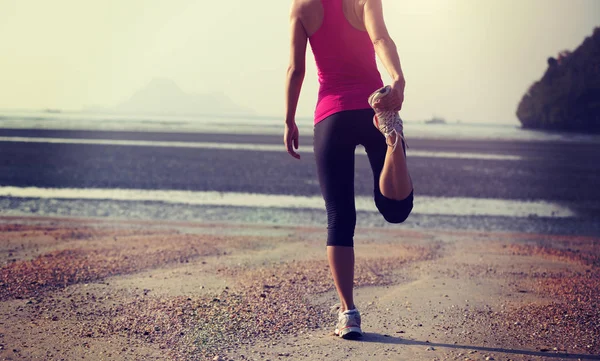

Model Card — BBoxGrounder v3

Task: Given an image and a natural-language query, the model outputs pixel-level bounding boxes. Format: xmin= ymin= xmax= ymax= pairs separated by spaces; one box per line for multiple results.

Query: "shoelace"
xmin=368 ymin=86 xmax=407 ymax=153
xmin=378 ymin=111 xmax=405 ymax=152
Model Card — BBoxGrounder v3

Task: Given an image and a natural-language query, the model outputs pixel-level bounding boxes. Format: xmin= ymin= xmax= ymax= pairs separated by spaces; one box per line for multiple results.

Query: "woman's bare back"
xmin=293 ymin=0 xmax=368 ymax=36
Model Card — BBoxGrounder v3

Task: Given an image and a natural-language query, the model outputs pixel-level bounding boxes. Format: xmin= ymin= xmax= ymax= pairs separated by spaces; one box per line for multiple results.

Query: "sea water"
xmin=1 ymin=110 xmax=599 ymax=143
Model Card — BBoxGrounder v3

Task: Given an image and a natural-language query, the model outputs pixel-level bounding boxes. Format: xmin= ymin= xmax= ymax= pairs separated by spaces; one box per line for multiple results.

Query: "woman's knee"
xmin=381 ymin=202 xmax=413 ymax=224
xmin=326 ymin=218 xmax=356 ymax=246
xmin=327 ymin=233 xmax=355 ymax=247
xmin=376 ymin=191 xmax=414 ymax=224
xmin=325 ymin=203 xmax=356 ymax=247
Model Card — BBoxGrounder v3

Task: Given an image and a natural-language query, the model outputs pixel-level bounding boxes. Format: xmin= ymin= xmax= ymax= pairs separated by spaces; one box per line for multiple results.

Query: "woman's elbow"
xmin=287 ymin=66 xmax=305 ymax=79
xmin=372 ymin=36 xmax=395 ymax=49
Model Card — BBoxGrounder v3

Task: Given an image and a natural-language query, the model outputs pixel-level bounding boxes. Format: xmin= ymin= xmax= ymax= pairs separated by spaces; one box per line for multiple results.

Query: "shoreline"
xmin=2 ymin=118 xmax=600 ymax=144
xmin=2 ymin=197 xmax=599 ymax=238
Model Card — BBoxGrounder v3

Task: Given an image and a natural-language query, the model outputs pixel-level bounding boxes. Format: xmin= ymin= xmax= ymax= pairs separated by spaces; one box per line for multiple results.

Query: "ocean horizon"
xmin=1 ymin=109 xmax=600 ymax=143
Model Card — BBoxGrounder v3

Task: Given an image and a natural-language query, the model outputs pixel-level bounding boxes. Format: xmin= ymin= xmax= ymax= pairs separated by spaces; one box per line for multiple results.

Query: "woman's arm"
xmin=284 ymin=3 xmax=308 ymax=159
xmin=363 ymin=0 xmax=405 ymax=111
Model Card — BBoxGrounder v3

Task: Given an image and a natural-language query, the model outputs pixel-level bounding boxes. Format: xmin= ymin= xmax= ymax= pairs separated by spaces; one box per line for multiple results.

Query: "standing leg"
xmin=314 ymin=112 xmax=358 ymax=313
xmin=327 ymin=246 xmax=355 ymax=312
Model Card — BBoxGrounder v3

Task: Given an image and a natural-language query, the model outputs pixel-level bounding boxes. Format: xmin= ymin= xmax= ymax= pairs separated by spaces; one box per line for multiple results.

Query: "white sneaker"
xmin=334 ymin=309 xmax=363 ymax=339
xmin=368 ymin=85 xmax=406 ymax=152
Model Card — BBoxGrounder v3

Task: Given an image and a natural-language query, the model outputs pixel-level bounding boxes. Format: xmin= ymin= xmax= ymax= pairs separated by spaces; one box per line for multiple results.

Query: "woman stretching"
xmin=284 ymin=0 xmax=414 ymax=339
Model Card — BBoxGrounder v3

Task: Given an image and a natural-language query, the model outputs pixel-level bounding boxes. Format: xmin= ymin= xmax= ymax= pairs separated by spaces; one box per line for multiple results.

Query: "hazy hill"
xmin=115 ymin=78 xmax=253 ymax=116
xmin=516 ymin=27 xmax=600 ymax=133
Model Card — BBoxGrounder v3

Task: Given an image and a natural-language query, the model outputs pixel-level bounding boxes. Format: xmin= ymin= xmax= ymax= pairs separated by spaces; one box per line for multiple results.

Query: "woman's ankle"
xmin=339 ymin=302 xmax=355 ymax=313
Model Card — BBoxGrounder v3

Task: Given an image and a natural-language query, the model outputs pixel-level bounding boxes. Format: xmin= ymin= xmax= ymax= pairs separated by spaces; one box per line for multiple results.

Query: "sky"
xmin=0 ymin=0 xmax=599 ymax=124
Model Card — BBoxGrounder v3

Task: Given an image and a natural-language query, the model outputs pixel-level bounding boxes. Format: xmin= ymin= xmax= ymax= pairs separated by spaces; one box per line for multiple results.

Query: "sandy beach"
xmin=0 ymin=216 xmax=598 ymax=361
xmin=0 ymin=127 xmax=599 ymax=360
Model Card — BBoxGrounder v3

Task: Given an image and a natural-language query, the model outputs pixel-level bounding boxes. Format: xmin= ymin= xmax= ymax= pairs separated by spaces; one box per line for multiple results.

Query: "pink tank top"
xmin=309 ymin=0 xmax=383 ymax=124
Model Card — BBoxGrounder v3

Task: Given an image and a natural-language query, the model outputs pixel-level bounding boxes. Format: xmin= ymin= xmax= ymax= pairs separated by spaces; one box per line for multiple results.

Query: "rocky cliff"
xmin=517 ymin=27 xmax=600 ymax=132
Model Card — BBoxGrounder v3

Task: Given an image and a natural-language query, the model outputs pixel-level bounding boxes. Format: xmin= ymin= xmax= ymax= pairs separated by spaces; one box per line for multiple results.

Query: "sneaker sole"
xmin=339 ymin=327 xmax=363 ymax=340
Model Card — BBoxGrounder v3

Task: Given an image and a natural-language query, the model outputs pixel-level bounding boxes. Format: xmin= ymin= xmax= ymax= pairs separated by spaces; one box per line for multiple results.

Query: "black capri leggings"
xmin=313 ymin=108 xmax=414 ymax=247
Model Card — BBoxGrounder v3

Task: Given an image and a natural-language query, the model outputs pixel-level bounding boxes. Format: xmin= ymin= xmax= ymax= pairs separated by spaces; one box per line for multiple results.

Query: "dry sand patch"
xmin=0 ymin=219 xmax=439 ymax=360
xmin=0 ymin=218 xmax=599 ymax=361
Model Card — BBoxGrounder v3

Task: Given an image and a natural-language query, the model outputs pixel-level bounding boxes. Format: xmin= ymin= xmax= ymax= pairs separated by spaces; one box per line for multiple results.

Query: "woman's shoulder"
xmin=291 ymin=0 xmax=319 ymax=13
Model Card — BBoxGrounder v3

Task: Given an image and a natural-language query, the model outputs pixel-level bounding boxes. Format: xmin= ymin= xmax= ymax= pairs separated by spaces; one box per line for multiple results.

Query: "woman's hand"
xmin=373 ymin=79 xmax=405 ymax=113
xmin=284 ymin=122 xmax=301 ymax=160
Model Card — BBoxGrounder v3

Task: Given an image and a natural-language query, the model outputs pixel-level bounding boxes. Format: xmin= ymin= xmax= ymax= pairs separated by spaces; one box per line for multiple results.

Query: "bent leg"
xmin=361 ymin=112 xmax=414 ymax=222
xmin=379 ymin=138 xmax=413 ymax=201
xmin=374 ymin=189 xmax=414 ymax=223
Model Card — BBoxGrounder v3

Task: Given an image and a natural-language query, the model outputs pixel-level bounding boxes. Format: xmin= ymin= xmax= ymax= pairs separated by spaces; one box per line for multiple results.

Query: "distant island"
xmin=516 ymin=27 xmax=600 ymax=133
xmin=425 ymin=117 xmax=447 ymax=125
xmin=113 ymin=78 xmax=254 ymax=117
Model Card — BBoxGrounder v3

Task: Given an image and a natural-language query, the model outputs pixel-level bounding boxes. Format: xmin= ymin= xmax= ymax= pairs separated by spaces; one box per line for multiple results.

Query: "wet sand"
xmin=1 ymin=129 xmax=599 ymax=205
xmin=1 ymin=216 xmax=598 ymax=361
xmin=1 ymin=128 xmax=600 ymax=240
